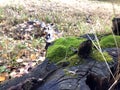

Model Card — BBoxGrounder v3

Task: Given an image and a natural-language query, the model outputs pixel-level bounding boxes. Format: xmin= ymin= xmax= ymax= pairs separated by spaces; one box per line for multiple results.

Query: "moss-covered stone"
xmin=91 ymin=50 xmax=113 ymax=62
xmin=46 ymin=37 xmax=86 ymax=64
xmin=100 ymin=35 xmax=120 ymax=48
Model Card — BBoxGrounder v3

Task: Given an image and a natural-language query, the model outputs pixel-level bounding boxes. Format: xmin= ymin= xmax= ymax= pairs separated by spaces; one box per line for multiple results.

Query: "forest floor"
xmin=0 ymin=0 xmax=120 ymax=83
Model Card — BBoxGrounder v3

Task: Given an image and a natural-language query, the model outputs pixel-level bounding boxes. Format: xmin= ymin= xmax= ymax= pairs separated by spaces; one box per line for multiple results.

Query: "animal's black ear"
xmin=78 ymin=40 xmax=92 ymax=58
xmin=112 ymin=17 xmax=120 ymax=35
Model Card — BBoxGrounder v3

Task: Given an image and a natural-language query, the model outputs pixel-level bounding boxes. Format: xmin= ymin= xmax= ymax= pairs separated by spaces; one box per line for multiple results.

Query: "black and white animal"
xmin=44 ymin=23 xmax=63 ymax=50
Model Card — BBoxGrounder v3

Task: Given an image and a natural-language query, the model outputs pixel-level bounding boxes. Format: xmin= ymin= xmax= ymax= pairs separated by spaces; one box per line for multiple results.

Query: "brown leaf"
xmin=2 ymin=54 xmax=8 ymax=59
xmin=0 ymin=73 xmax=8 ymax=82
xmin=0 ymin=76 xmax=6 ymax=82
xmin=10 ymin=70 xmax=17 ymax=78
xmin=16 ymin=58 xmax=23 ymax=63
xmin=5 ymin=39 xmax=9 ymax=45
xmin=18 ymin=49 xmax=30 ymax=58
xmin=30 ymin=54 xmax=36 ymax=60
xmin=0 ymin=45 xmax=3 ymax=51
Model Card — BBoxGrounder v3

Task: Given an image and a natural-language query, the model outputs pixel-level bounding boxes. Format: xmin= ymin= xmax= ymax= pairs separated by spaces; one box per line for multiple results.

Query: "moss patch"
xmin=91 ymin=50 xmax=113 ymax=62
xmin=56 ymin=54 xmax=82 ymax=67
xmin=100 ymin=35 xmax=120 ymax=48
xmin=47 ymin=45 xmax=66 ymax=63
xmin=47 ymin=36 xmax=114 ymax=67
xmin=67 ymin=54 xmax=82 ymax=66
xmin=46 ymin=37 xmax=86 ymax=64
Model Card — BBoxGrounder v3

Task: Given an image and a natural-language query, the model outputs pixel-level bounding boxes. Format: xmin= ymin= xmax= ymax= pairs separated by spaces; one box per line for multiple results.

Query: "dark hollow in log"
xmin=112 ymin=17 xmax=120 ymax=35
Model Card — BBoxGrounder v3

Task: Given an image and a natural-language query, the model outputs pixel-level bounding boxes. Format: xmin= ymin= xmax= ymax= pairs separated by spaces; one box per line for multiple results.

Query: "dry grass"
xmin=0 ymin=0 xmax=120 ymax=88
xmin=0 ymin=0 xmax=120 ymax=36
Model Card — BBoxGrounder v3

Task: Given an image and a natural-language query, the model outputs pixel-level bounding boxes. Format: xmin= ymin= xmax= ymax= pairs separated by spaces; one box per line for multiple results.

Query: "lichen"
xmin=46 ymin=37 xmax=86 ymax=64
xmin=63 ymin=69 xmax=77 ymax=77
xmin=100 ymin=35 xmax=120 ymax=48
xmin=91 ymin=50 xmax=113 ymax=62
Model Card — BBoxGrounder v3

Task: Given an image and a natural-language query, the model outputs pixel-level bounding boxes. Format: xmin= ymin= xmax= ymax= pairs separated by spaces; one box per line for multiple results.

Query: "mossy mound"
xmin=67 ymin=54 xmax=80 ymax=66
xmin=46 ymin=37 xmax=86 ymax=64
xmin=56 ymin=54 xmax=82 ymax=67
xmin=47 ymin=36 xmax=113 ymax=67
xmin=91 ymin=50 xmax=113 ymax=62
xmin=100 ymin=35 xmax=120 ymax=48
xmin=46 ymin=45 xmax=66 ymax=63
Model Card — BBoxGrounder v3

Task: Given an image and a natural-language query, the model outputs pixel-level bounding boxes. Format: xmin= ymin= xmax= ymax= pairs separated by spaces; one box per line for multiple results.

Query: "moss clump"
xmin=57 ymin=54 xmax=81 ymax=67
xmin=100 ymin=35 xmax=120 ymax=48
xmin=91 ymin=50 xmax=113 ymax=62
xmin=67 ymin=54 xmax=81 ymax=66
xmin=47 ymin=36 xmax=114 ymax=66
xmin=46 ymin=37 xmax=86 ymax=64
xmin=47 ymin=45 xmax=66 ymax=63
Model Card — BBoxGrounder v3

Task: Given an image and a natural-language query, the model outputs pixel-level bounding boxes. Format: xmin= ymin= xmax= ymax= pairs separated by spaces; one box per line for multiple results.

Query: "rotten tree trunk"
xmin=112 ymin=17 xmax=120 ymax=35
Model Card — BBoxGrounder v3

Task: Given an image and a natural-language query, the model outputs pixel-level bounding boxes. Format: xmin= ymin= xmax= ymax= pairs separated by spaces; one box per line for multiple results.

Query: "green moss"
xmin=54 ymin=37 xmax=83 ymax=46
xmin=47 ymin=36 xmax=114 ymax=67
xmin=64 ymin=69 xmax=72 ymax=76
xmin=67 ymin=54 xmax=82 ymax=66
xmin=100 ymin=35 xmax=120 ymax=48
xmin=47 ymin=45 xmax=66 ymax=63
xmin=56 ymin=54 xmax=82 ymax=67
xmin=91 ymin=50 xmax=113 ymax=62
xmin=46 ymin=37 xmax=86 ymax=64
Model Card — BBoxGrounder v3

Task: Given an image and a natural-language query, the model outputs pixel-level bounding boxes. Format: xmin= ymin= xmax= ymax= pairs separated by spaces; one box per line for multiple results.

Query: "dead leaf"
xmin=18 ymin=49 xmax=30 ymax=58
xmin=10 ymin=70 xmax=17 ymax=78
xmin=27 ymin=43 xmax=32 ymax=47
xmin=0 ymin=45 xmax=3 ymax=51
xmin=16 ymin=58 xmax=23 ymax=63
xmin=0 ymin=76 xmax=6 ymax=82
xmin=2 ymin=54 xmax=8 ymax=59
xmin=5 ymin=39 xmax=9 ymax=45
xmin=36 ymin=53 xmax=39 ymax=57
xmin=0 ymin=73 xmax=8 ymax=82
xmin=38 ymin=56 xmax=45 ymax=62
xmin=19 ymin=68 xmax=25 ymax=74
xmin=31 ymin=62 xmax=36 ymax=67
xmin=30 ymin=54 xmax=36 ymax=60
xmin=23 ymin=62 xmax=29 ymax=66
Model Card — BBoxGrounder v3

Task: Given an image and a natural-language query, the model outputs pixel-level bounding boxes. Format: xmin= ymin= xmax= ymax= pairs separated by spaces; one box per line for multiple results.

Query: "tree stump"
xmin=112 ymin=17 xmax=120 ymax=35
